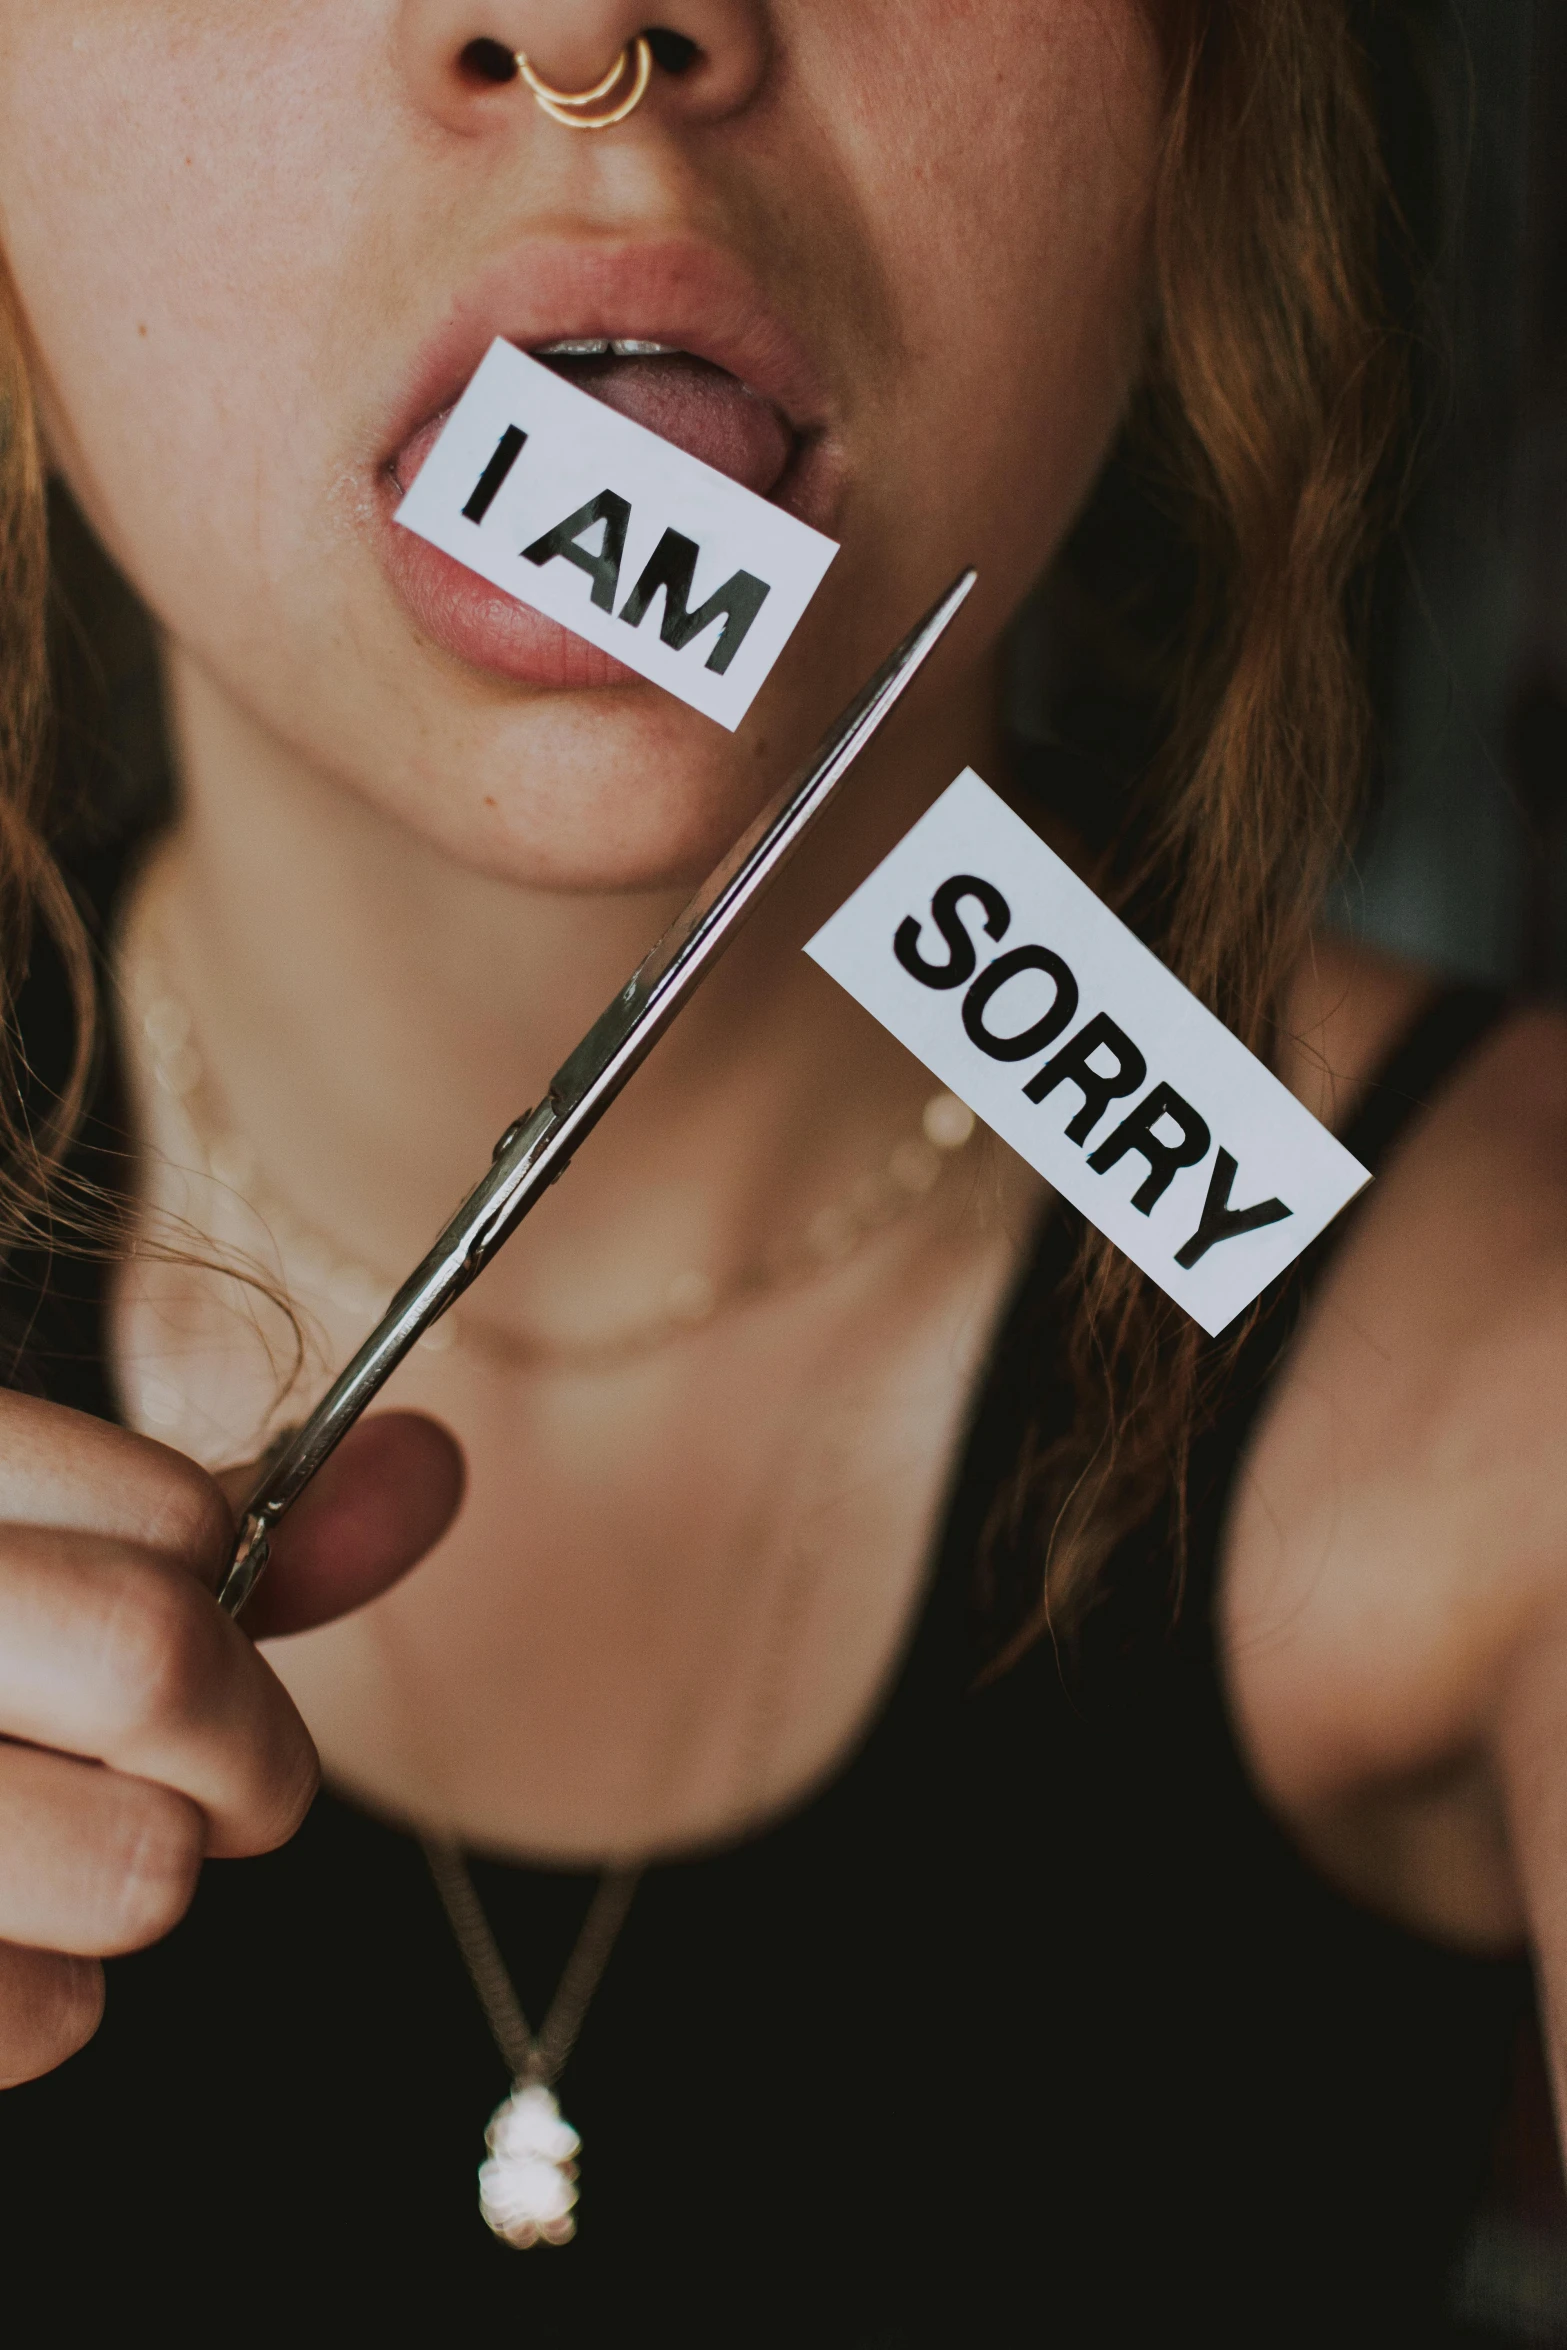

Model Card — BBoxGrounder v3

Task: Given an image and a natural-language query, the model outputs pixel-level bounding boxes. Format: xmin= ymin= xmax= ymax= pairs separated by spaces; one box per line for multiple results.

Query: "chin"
xmin=380 ymin=675 xmax=780 ymax=899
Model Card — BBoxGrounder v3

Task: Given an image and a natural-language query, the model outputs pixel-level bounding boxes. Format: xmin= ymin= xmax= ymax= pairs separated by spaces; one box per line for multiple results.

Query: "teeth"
xmin=530 ymin=338 xmax=682 ymax=359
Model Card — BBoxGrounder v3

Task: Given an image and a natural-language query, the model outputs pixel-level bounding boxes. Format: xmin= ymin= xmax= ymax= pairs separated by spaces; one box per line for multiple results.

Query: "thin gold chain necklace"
xmin=124 ymin=936 xmax=980 ymax=1375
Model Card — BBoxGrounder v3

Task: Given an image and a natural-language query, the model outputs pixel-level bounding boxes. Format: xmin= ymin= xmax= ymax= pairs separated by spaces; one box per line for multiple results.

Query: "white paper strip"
xmin=395 ymin=340 xmax=839 ymax=731
xmin=806 ymin=769 xmax=1370 ymax=1335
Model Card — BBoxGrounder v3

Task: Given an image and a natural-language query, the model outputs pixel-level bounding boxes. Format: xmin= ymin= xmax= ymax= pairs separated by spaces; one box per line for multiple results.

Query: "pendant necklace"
xmin=423 ymin=1839 xmax=642 ymax=2248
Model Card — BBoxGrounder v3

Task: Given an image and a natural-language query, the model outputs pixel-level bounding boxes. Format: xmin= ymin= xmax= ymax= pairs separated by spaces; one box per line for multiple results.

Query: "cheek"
xmin=796 ymin=0 xmax=1160 ymax=605
xmin=0 ymin=6 xmax=381 ymax=630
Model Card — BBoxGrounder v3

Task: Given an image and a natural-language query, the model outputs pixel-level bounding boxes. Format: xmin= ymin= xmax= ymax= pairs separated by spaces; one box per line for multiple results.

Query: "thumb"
xmin=215 ymin=1410 xmax=466 ymax=1641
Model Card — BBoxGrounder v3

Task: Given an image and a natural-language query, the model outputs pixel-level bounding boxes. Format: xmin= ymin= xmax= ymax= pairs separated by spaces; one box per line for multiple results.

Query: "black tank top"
xmin=0 ymin=932 xmax=1526 ymax=2345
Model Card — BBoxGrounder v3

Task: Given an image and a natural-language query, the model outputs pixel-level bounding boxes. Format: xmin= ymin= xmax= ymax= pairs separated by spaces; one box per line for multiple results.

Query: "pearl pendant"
xmin=478 ymin=2082 xmax=582 ymax=2248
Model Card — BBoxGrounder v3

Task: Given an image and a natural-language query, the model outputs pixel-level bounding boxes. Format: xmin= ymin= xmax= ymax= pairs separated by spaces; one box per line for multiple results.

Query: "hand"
xmin=0 ymin=1397 xmax=463 ymax=2087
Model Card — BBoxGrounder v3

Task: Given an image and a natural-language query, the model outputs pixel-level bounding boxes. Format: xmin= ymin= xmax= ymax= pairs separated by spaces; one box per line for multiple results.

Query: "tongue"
xmin=542 ymin=353 xmax=794 ymax=497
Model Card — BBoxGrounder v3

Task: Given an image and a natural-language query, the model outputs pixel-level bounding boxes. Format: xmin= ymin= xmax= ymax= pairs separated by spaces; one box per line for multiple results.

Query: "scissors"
xmin=217 ymin=567 xmax=976 ymax=1616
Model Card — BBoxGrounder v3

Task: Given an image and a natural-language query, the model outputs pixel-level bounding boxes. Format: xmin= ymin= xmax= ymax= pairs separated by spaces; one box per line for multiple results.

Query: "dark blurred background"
xmin=1333 ymin=0 xmax=1567 ymax=999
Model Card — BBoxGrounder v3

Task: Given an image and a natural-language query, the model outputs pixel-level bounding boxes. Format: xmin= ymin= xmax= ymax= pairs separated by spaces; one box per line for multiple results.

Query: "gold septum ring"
xmin=516 ymin=38 xmax=654 ymax=130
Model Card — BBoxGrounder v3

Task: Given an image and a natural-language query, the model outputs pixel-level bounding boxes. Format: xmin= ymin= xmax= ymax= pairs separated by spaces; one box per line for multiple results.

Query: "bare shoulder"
xmin=1222 ymin=962 xmax=1567 ymax=1946
xmin=1276 ymin=930 xmax=1444 ymax=1126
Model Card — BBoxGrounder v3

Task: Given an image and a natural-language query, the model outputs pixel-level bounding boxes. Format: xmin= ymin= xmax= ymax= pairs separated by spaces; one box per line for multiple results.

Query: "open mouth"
xmin=376 ymin=246 xmax=840 ymax=695
xmin=393 ymin=340 xmax=799 ymax=504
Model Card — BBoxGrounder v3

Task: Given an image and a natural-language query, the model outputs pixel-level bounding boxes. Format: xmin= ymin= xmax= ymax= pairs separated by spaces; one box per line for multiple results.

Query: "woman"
xmin=0 ymin=0 xmax=1560 ymax=2336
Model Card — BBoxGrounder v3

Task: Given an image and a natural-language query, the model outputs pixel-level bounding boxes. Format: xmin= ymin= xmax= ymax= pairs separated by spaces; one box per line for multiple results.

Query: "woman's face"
xmin=0 ymin=3 xmax=1158 ymax=894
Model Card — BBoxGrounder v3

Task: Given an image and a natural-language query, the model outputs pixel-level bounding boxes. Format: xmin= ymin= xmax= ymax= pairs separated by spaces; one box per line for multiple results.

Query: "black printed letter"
xmin=894 ymin=876 xmax=1011 ymax=991
xmin=462 ymin=426 xmax=527 ymax=524
xmin=523 ymin=489 xmax=631 ymax=611
xmin=1174 ymin=1148 xmax=1291 ymax=1268
xmin=618 ymin=529 xmax=772 ymax=675
xmin=962 ymin=946 xmax=1080 ymax=1062
xmin=1022 ymin=1012 xmax=1147 ymax=1143
xmin=1087 ymin=1081 xmax=1212 ymax=1213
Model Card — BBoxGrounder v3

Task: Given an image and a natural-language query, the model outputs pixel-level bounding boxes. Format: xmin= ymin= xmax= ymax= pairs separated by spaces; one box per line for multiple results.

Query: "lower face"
xmin=0 ymin=3 xmax=1160 ymax=896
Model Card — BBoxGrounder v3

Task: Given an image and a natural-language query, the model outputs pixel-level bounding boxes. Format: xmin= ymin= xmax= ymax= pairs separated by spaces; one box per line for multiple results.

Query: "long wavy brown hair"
xmin=0 ymin=1 xmax=1420 ymax=1634
xmin=998 ymin=0 xmax=1421 ymax=1642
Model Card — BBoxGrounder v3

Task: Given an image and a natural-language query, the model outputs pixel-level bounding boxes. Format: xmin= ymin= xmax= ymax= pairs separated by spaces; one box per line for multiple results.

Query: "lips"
xmin=373 ymin=238 xmax=844 ymax=696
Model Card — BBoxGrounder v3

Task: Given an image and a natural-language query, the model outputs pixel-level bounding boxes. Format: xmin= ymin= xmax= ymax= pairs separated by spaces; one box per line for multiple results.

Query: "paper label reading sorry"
xmin=806 ymin=769 xmax=1370 ymax=1335
xmin=395 ymin=339 xmax=839 ymax=731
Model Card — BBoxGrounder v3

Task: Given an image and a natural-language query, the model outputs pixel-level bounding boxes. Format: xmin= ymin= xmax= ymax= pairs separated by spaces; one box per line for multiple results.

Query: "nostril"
xmin=458 ymin=37 xmax=519 ymax=87
xmin=644 ymin=28 xmax=701 ymax=76
xmin=457 ymin=28 xmax=700 ymax=96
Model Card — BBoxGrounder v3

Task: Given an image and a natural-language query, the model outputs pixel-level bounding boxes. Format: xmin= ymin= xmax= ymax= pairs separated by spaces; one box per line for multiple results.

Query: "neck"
xmin=147 ymin=644 xmax=1010 ymax=1341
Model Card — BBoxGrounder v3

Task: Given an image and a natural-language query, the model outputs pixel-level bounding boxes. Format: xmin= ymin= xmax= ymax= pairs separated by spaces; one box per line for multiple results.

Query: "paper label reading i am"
xmin=806 ymin=769 xmax=1371 ymax=1335
xmin=395 ymin=340 xmax=839 ymax=731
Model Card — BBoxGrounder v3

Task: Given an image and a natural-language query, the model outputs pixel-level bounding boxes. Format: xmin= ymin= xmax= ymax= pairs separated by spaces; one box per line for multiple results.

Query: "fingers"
xmin=0 ymin=1942 xmax=103 ymax=2090
xmin=0 ymin=1739 xmax=204 ymax=1954
xmin=0 ymin=1391 xmax=465 ymax=2099
xmin=0 ymin=1389 xmax=466 ymax=1637
xmin=226 ymin=1411 xmax=467 ymax=1641
xmin=0 ymin=1408 xmax=464 ymax=1867
xmin=0 ymin=1529 xmax=318 ymax=1856
xmin=0 ymin=1390 xmax=231 ymax=1568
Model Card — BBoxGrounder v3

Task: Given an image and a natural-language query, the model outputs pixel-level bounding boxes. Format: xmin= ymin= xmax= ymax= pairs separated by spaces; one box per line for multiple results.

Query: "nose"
xmin=400 ymin=1 xmax=769 ymax=134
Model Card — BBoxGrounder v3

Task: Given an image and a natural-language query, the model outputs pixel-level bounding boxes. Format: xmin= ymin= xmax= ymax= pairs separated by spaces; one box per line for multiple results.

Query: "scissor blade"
xmin=489 ymin=563 xmax=977 ymax=1246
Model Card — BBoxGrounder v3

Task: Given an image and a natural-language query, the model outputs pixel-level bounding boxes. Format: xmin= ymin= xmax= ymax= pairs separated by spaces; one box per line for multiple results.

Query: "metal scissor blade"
xmin=217 ymin=567 xmax=975 ymax=1615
